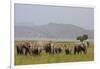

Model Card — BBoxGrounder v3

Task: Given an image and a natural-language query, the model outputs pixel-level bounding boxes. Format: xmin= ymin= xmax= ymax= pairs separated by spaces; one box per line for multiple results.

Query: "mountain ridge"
xmin=15 ymin=23 xmax=94 ymax=40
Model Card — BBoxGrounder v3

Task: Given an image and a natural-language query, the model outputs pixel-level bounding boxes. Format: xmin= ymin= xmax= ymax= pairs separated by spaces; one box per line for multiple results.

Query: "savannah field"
xmin=15 ymin=40 xmax=94 ymax=65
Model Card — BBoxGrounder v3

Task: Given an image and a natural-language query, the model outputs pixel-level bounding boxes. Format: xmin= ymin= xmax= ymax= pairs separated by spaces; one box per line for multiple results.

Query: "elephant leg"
xmin=74 ymin=50 xmax=76 ymax=54
xmin=84 ymin=49 xmax=87 ymax=54
xmin=16 ymin=48 xmax=19 ymax=55
xmin=16 ymin=47 xmax=20 ymax=55
xmin=23 ymin=48 xmax=27 ymax=55
xmin=77 ymin=50 xmax=80 ymax=54
xmin=74 ymin=48 xmax=77 ymax=55
xmin=25 ymin=48 xmax=31 ymax=56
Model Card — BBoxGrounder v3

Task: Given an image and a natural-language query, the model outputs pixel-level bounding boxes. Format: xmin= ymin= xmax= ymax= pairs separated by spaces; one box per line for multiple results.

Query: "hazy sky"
xmin=14 ymin=3 xmax=94 ymax=30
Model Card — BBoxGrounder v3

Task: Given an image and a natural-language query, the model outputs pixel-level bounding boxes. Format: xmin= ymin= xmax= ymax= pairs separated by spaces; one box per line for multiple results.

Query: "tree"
xmin=82 ymin=34 xmax=88 ymax=40
xmin=76 ymin=36 xmax=83 ymax=42
xmin=76 ymin=34 xmax=88 ymax=42
xmin=76 ymin=36 xmax=81 ymax=40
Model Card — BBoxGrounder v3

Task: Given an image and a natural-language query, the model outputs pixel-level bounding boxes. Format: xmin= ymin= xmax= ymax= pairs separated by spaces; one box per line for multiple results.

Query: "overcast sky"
xmin=14 ymin=3 xmax=94 ymax=30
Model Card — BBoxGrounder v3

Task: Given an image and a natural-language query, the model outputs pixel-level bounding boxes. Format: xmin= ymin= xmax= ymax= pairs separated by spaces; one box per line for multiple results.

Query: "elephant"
xmin=52 ymin=47 xmax=62 ymax=54
xmin=44 ymin=42 xmax=62 ymax=54
xmin=44 ymin=43 xmax=52 ymax=54
xmin=16 ymin=45 xmax=23 ymax=55
xmin=31 ymin=47 xmax=42 ymax=56
xmin=16 ymin=41 xmax=31 ymax=56
xmin=74 ymin=43 xmax=87 ymax=54
xmin=65 ymin=48 xmax=71 ymax=55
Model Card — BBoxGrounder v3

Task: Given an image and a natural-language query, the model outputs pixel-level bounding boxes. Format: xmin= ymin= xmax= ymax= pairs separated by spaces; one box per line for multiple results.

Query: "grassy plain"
xmin=15 ymin=40 xmax=94 ymax=65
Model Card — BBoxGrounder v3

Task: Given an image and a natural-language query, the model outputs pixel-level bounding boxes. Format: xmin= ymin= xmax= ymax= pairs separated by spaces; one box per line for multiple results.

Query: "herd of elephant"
xmin=15 ymin=41 xmax=89 ymax=56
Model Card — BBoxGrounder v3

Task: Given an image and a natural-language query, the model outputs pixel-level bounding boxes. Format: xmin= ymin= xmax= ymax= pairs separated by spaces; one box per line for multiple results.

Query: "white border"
xmin=13 ymin=0 xmax=95 ymax=8
xmin=11 ymin=0 xmax=14 ymax=69
xmin=11 ymin=0 xmax=96 ymax=69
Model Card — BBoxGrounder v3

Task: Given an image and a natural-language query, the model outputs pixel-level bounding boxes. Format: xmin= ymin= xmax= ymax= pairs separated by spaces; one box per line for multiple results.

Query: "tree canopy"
xmin=76 ymin=34 xmax=88 ymax=42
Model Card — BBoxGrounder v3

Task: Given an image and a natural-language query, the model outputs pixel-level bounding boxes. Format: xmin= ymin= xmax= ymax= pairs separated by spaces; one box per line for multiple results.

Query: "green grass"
xmin=15 ymin=41 xmax=94 ymax=65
